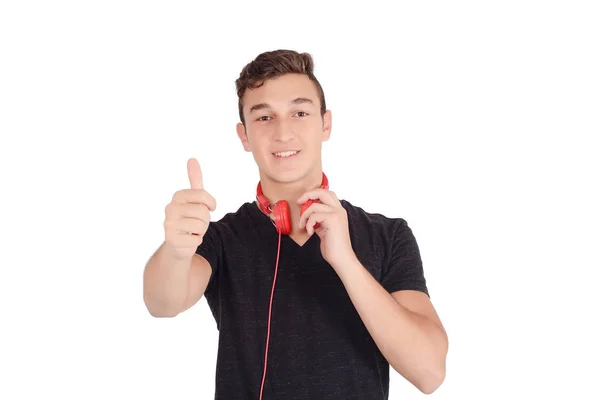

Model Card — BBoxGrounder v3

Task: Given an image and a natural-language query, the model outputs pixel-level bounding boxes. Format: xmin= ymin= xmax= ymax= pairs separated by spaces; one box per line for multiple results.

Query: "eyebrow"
xmin=248 ymin=97 xmax=314 ymax=113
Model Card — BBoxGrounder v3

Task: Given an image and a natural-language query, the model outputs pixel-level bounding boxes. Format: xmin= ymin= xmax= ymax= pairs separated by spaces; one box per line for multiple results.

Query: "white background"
xmin=1 ymin=1 xmax=599 ymax=399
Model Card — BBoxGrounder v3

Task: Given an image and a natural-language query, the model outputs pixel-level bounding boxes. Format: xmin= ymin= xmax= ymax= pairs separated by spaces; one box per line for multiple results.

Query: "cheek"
xmin=249 ymin=137 xmax=274 ymax=160
xmin=247 ymin=129 xmax=269 ymax=148
xmin=293 ymin=118 xmax=319 ymax=130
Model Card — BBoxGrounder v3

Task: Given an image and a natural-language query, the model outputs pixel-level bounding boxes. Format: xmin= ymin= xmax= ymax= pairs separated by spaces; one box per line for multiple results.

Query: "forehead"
xmin=243 ymin=73 xmax=319 ymax=110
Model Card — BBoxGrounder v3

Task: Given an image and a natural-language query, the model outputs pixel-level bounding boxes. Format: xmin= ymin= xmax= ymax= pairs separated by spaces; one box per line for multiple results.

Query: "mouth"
xmin=272 ymin=150 xmax=300 ymax=159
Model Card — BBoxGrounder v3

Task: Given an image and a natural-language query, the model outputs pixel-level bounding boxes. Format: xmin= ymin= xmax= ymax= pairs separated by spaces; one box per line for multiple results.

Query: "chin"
xmin=261 ymin=164 xmax=310 ymax=184
xmin=268 ymin=170 xmax=306 ymax=184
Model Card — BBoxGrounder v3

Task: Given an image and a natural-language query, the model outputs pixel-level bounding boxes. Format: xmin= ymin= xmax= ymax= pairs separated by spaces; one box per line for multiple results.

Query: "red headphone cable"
xmin=259 ymin=230 xmax=282 ymax=399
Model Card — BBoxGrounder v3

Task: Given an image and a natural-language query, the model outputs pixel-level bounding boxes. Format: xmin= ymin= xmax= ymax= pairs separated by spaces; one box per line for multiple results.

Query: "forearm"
xmin=143 ymin=242 xmax=192 ymax=317
xmin=335 ymin=256 xmax=447 ymax=394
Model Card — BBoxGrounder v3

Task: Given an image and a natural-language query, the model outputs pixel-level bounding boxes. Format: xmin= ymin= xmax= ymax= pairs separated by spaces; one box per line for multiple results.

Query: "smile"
xmin=272 ymin=150 xmax=300 ymax=158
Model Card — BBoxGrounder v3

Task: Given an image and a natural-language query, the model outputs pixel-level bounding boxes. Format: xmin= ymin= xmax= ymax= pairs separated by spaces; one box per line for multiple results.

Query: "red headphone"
xmin=256 ymin=172 xmax=329 ymax=235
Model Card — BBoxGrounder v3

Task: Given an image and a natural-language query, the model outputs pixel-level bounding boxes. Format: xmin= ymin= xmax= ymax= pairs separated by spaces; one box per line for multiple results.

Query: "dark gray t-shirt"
xmin=196 ymin=200 xmax=429 ymax=399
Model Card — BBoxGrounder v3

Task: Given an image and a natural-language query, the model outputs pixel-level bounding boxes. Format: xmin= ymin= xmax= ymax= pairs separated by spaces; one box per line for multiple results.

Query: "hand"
xmin=297 ymin=189 xmax=356 ymax=269
xmin=163 ymin=158 xmax=217 ymax=260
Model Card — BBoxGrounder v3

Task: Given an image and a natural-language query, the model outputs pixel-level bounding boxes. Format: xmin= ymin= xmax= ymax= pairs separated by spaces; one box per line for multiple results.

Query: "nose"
xmin=272 ymin=118 xmax=294 ymax=142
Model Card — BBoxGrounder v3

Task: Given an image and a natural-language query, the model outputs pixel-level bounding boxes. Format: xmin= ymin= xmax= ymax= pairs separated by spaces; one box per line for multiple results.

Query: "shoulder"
xmin=341 ymin=199 xmax=410 ymax=239
xmin=340 ymin=199 xmax=425 ymax=286
xmin=341 ymin=200 xmax=428 ymax=295
xmin=340 ymin=199 xmax=421 ymax=265
xmin=205 ymin=201 xmax=258 ymax=233
xmin=197 ymin=202 xmax=263 ymax=251
xmin=195 ymin=201 xmax=260 ymax=269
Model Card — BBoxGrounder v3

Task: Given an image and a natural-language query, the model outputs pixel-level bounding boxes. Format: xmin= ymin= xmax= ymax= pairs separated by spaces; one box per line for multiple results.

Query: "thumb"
xmin=187 ymin=158 xmax=204 ymax=189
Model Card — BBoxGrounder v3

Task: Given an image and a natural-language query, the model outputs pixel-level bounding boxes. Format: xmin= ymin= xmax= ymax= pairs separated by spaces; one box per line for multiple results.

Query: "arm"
xmin=295 ymin=188 xmax=446 ymax=392
xmin=144 ymin=158 xmax=218 ymax=317
xmin=336 ymin=257 xmax=448 ymax=394
xmin=143 ymin=242 xmax=212 ymax=317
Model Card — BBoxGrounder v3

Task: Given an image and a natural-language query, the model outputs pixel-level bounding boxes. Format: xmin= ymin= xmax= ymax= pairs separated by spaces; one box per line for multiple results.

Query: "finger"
xmin=175 ymin=217 xmax=209 ymax=235
xmin=175 ymin=203 xmax=211 ymax=220
xmin=187 ymin=158 xmax=204 ymax=189
xmin=169 ymin=231 xmax=204 ymax=247
xmin=297 ymin=189 xmax=338 ymax=206
xmin=298 ymin=203 xmax=330 ymax=229
xmin=305 ymin=212 xmax=328 ymax=236
xmin=172 ymin=189 xmax=217 ymax=211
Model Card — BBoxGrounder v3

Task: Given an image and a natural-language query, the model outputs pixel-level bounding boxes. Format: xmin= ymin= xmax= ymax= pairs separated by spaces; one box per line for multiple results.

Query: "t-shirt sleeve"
xmin=380 ymin=218 xmax=430 ymax=297
xmin=195 ymin=221 xmax=223 ymax=289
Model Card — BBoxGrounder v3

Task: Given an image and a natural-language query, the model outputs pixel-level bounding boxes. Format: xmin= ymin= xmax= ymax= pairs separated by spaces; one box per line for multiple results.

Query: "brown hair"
xmin=235 ymin=49 xmax=327 ymax=125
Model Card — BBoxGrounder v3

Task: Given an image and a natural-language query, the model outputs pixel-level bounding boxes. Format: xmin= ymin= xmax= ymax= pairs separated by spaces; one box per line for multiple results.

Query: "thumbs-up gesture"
xmin=163 ymin=158 xmax=217 ymax=260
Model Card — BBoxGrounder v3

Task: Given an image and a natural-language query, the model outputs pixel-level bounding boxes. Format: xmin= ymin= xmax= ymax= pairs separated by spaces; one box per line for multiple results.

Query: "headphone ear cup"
xmin=272 ymin=201 xmax=292 ymax=235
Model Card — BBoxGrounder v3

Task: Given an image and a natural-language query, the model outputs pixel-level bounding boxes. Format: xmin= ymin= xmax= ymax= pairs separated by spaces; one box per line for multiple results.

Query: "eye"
xmin=257 ymin=115 xmax=271 ymax=121
xmin=296 ymin=111 xmax=308 ymax=117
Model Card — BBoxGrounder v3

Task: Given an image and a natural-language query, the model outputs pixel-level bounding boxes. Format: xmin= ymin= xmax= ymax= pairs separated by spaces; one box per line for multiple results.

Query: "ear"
xmin=321 ymin=109 xmax=332 ymax=142
xmin=236 ymin=122 xmax=252 ymax=152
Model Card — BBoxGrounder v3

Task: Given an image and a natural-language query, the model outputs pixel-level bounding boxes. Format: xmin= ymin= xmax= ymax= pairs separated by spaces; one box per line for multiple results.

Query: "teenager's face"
xmin=236 ymin=73 xmax=331 ymax=184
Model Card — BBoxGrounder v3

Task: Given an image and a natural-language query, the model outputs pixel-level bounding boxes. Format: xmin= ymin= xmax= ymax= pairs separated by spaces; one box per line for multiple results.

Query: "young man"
xmin=143 ymin=49 xmax=448 ymax=399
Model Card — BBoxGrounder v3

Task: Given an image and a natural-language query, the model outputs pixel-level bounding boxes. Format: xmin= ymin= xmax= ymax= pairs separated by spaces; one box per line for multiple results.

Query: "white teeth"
xmin=273 ymin=151 xmax=298 ymax=157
